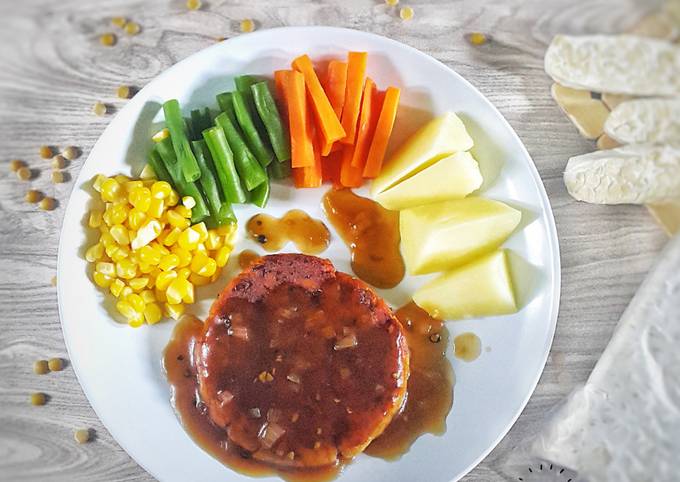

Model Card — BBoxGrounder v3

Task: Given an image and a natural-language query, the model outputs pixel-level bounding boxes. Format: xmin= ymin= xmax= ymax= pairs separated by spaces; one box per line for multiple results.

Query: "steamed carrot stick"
xmin=281 ymin=70 xmax=315 ymax=168
xmin=340 ymin=144 xmax=364 ymax=188
xmin=321 ymin=60 xmax=348 ymax=156
xmin=350 ymin=78 xmax=380 ymax=169
xmin=339 ymin=52 xmax=368 ymax=145
xmin=273 ymin=70 xmax=289 ymax=118
xmin=293 ymin=100 xmax=323 ymax=188
xmin=322 ymin=149 xmax=342 ymax=186
xmin=326 ymin=61 xmax=347 ymax=119
xmin=292 ymin=55 xmax=345 ymax=151
xmin=363 ymin=86 xmax=401 ymax=178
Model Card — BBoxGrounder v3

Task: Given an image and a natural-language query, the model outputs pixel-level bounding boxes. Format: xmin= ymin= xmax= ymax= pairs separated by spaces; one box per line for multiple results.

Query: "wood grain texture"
xmin=0 ymin=0 xmax=668 ymax=480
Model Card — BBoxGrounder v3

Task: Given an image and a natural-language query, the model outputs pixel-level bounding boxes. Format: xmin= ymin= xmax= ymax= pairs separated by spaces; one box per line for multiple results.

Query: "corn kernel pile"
xmin=86 ymin=174 xmax=237 ymax=327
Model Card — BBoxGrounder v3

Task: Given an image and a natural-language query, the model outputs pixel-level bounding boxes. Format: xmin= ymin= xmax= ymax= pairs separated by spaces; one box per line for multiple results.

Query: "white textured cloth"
xmin=533 ymin=234 xmax=680 ymax=482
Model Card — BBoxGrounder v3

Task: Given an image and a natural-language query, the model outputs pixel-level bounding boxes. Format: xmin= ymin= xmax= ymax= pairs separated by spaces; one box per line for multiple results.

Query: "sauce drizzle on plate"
xmin=322 ymin=189 xmax=405 ymax=289
xmin=366 ymin=301 xmax=454 ymax=458
xmin=246 ymin=210 xmax=330 ymax=255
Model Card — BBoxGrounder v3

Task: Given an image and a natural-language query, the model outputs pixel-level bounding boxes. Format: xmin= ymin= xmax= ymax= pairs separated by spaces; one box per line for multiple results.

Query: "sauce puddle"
xmin=164 ymin=315 xmax=340 ymax=482
xmin=322 ymin=189 xmax=404 ymax=289
xmin=366 ymin=301 xmax=454 ymax=458
xmin=237 ymin=249 xmax=261 ymax=269
xmin=246 ymin=210 xmax=330 ymax=255
xmin=453 ymin=332 xmax=481 ymax=362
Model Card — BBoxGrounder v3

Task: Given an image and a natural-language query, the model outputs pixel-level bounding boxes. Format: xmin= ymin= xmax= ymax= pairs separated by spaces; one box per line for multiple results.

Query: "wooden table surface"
xmin=0 ymin=0 xmax=669 ymax=480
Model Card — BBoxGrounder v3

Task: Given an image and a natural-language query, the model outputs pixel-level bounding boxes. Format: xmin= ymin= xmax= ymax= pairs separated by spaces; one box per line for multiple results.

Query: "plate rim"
xmin=57 ymin=25 xmax=561 ymax=482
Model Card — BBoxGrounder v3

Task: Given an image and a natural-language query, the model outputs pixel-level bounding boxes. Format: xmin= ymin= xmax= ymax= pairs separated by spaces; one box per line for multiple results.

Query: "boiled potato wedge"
xmin=413 ymin=249 xmax=517 ymax=320
xmin=374 ymin=151 xmax=482 ymax=210
xmin=370 ymin=112 xmax=474 ymax=195
xmin=400 ymin=197 xmax=521 ymax=274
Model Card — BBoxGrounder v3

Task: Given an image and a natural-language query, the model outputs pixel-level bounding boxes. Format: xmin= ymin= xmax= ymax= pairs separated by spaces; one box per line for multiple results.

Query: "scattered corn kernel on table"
xmin=0 ymin=0 xmax=668 ymax=480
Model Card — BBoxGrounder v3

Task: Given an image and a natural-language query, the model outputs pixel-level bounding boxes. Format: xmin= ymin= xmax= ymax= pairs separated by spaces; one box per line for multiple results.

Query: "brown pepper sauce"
xmin=246 ymin=210 xmax=330 ymax=255
xmin=366 ymin=302 xmax=454 ymax=458
xmin=164 ymin=301 xmax=454 ymax=477
xmin=322 ymin=189 xmax=405 ymax=289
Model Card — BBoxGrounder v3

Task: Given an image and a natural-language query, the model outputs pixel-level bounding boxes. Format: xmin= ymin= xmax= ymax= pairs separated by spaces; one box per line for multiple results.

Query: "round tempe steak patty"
xmin=194 ymin=254 xmax=410 ymax=469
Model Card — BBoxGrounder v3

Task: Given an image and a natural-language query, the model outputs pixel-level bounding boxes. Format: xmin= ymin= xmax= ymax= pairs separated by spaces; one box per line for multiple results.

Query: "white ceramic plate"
xmin=58 ymin=27 xmax=560 ymax=482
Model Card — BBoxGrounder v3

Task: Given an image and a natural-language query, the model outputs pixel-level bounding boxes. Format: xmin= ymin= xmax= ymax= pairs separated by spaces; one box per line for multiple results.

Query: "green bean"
xmin=216 ymin=92 xmax=239 ymax=127
xmin=268 ymin=158 xmax=291 ymax=180
xmin=214 ymin=113 xmax=267 ymax=191
xmin=251 ymin=81 xmax=291 ymax=162
xmin=232 ymin=90 xmax=273 ymax=167
xmin=154 ymin=138 xmax=210 ymax=223
xmin=202 ymin=126 xmax=247 ymax=204
xmin=146 ymin=150 xmax=173 ymax=185
xmin=162 ymin=99 xmax=201 ymax=182
xmin=191 ymin=140 xmax=234 ymax=225
xmin=250 ymin=177 xmax=270 ymax=208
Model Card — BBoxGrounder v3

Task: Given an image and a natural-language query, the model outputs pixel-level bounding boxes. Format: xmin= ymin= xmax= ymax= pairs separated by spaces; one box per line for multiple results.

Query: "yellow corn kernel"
xmin=126 ymin=293 xmax=145 ymax=312
xmin=151 ymin=128 xmax=169 ymax=143
xmin=144 ymin=303 xmax=163 ymax=324
xmin=126 ymin=208 xmax=146 ymax=230
xmin=155 ymin=287 xmax=167 ymax=303
xmin=189 ymin=272 xmax=211 ymax=286
xmin=178 ymin=267 xmax=191 ymax=279
xmin=110 ymin=278 xmax=125 ymax=297
xmin=148 ymin=198 xmax=165 ymax=218
xmin=125 ymin=180 xmax=144 ymax=192
xmin=128 ymin=186 xmax=151 ymax=212
xmin=93 ymin=271 xmax=113 ymax=288
xmin=131 ymin=219 xmax=162 ymax=250
xmin=164 ymin=303 xmax=185 ymax=320
xmin=468 ymin=32 xmax=488 ymax=46
xmin=167 ymin=190 xmax=179 ymax=207
xmin=155 ymin=270 xmax=177 ymax=291
xmin=178 ymin=227 xmax=200 ymax=251
xmin=116 ymin=300 xmax=137 ymax=319
xmin=216 ymin=223 xmax=237 ymax=237
xmin=195 ymin=243 xmax=207 ymax=254
xmin=151 ymin=241 xmax=170 ymax=256
xmin=151 ymin=181 xmax=172 ymax=199
xmin=166 ymin=209 xmax=190 ymax=230
xmin=89 ymin=210 xmax=103 ymax=228
xmin=190 ymin=252 xmax=217 ymax=277
xmin=166 ymin=278 xmax=194 ymax=304
xmin=174 ymin=205 xmax=192 ymax=219
xmin=116 ymin=259 xmax=137 ymax=280
xmin=139 ymin=164 xmax=155 ymax=180
xmin=109 ymin=224 xmax=130 ymax=245
xmin=101 ymin=178 xmax=123 ymax=202
xmin=120 ymin=286 xmax=133 ymax=299
xmin=171 ymin=246 xmax=192 ymax=267
xmin=93 ymin=174 xmax=108 ymax=192
xmin=215 ymin=246 xmax=232 ymax=267
xmin=138 ymin=245 xmax=161 ymax=265
xmin=138 ymin=262 xmax=155 ymax=274
xmin=85 ymin=243 xmax=104 ymax=262
xmin=128 ymin=313 xmax=145 ymax=328
xmin=104 ymin=203 xmax=128 ymax=227
xmin=96 ymin=261 xmax=116 ymax=277
xmin=194 ymin=222 xmax=209 ymax=242
xmin=99 ymin=231 xmax=115 ymax=247
xmin=140 ymin=289 xmax=156 ymax=303
xmin=162 ymin=227 xmax=182 ymax=247
xmin=110 ymin=245 xmax=130 ymax=262
xmin=128 ymin=250 xmax=140 ymax=264
xmin=180 ymin=196 xmax=195 ymax=209
xmin=240 ymin=18 xmax=255 ymax=33
xmin=159 ymin=254 xmax=180 ymax=271
xmin=114 ymin=175 xmax=130 ymax=184
xmin=399 ymin=6 xmax=414 ymax=20
xmin=205 ymin=230 xmax=222 ymax=250
xmin=129 ymin=277 xmax=149 ymax=291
